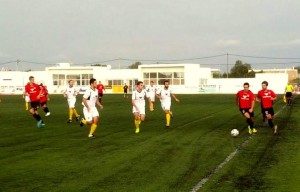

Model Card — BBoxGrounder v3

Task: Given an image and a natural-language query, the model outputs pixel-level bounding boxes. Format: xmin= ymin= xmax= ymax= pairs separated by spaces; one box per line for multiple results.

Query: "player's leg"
xmin=42 ymin=102 xmax=50 ymax=116
xmin=88 ymin=109 xmax=99 ymax=138
xmin=30 ymin=101 xmax=44 ymax=126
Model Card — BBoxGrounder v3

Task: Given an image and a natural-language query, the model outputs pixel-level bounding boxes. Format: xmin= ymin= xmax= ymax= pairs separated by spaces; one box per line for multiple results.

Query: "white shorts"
xmin=132 ymin=103 xmax=145 ymax=115
xmin=25 ymin=96 xmax=30 ymax=103
xmin=68 ymin=98 xmax=76 ymax=108
xmin=83 ymin=107 xmax=99 ymax=121
xmin=161 ymin=101 xmax=171 ymax=111
xmin=149 ymin=93 xmax=155 ymax=102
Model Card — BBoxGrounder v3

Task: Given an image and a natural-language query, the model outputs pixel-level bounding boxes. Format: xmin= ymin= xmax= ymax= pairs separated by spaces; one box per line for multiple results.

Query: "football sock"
xmin=69 ymin=109 xmax=73 ymax=120
xmin=33 ymin=114 xmax=41 ymax=121
xmin=81 ymin=119 xmax=87 ymax=125
xmin=89 ymin=123 xmax=97 ymax=135
xmin=246 ymin=118 xmax=254 ymax=129
xmin=25 ymin=103 xmax=29 ymax=110
xmin=43 ymin=107 xmax=49 ymax=113
xmin=73 ymin=109 xmax=79 ymax=117
xmin=150 ymin=102 xmax=154 ymax=110
xmin=268 ymin=119 xmax=274 ymax=128
xmin=135 ymin=120 xmax=140 ymax=129
xmin=166 ymin=113 xmax=171 ymax=125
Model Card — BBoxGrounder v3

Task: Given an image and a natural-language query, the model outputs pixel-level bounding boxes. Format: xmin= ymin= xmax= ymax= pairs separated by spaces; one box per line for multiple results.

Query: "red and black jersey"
xmin=25 ymin=83 xmax=41 ymax=102
xmin=39 ymin=86 xmax=48 ymax=103
xmin=236 ymin=90 xmax=255 ymax=109
xmin=97 ymin=84 xmax=105 ymax=94
xmin=257 ymin=89 xmax=276 ymax=109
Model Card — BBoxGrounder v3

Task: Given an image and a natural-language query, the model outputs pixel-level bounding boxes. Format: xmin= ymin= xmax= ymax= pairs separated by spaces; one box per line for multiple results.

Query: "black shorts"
xmin=124 ymin=90 xmax=127 ymax=94
xmin=285 ymin=92 xmax=292 ymax=97
xmin=31 ymin=101 xmax=40 ymax=110
xmin=239 ymin=108 xmax=254 ymax=117
xmin=262 ymin=108 xmax=274 ymax=118
xmin=98 ymin=93 xmax=103 ymax=98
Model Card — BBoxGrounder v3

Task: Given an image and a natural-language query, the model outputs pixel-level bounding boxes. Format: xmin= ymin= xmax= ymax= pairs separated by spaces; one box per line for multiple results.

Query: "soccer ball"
xmin=231 ymin=129 xmax=239 ymax=137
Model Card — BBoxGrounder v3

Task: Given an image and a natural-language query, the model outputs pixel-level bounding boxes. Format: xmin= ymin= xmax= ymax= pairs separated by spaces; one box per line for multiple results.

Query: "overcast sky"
xmin=0 ymin=0 xmax=300 ymax=71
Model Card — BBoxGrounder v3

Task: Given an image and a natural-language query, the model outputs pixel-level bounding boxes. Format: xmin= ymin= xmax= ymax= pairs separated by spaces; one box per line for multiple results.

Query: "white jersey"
xmin=132 ymin=89 xmax=149 ymax=105
xmin=83 ymin=87 xmax=98 ymax=108
xmin=65 ymin=86 xmax=78 ymax=99
xmin=146 ymin=85 xmax=157 ymax=94
xmin=157 ymin=87 xmax=172 ymax=103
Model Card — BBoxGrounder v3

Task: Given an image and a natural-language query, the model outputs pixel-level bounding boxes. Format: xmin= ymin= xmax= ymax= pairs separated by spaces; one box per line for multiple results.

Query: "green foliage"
xmin=128 ymin=61 xmax=142 ymax=69
xmin=230 ymin=60 xmax=255 ymax=78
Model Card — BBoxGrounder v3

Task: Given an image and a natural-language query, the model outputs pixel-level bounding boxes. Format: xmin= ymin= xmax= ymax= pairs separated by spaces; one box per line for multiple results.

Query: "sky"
xmin=0 ymin=0 xmax=300 ymax=72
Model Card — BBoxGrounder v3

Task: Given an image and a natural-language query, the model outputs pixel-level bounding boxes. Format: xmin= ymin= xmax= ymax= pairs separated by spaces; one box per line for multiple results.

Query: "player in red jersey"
xmin=39 ymin=83 xmax=51 ymax=116
xmin=96 ymin=81 xmax=106 ymax=103
xmin=256 ymin=81 xmax=278 ymax=134
xmin=236 ymin=82 xmax=256 ymax=135
xmin=24 ymin=76 xmax=44 ymax=127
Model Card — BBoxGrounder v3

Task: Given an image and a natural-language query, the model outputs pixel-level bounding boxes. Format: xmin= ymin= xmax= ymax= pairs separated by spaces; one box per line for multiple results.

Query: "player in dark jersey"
xmin=123 ymin=83 xmax=129 ymax=98
xmin=96 ymin=81 xmax=105 ymax=103
xmin=236 ymin=82 xmax=256 ymax=135
xmin=39 ymin=83 xmax=51 ymax=116
xmin=256 ymin=81 xmax=278 ymax=134
xmin=24 ymin=76 xmax=44 ymax=127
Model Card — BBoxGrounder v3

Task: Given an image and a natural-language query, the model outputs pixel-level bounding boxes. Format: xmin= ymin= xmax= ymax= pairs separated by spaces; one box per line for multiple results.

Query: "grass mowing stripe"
xmin=191 ymin=101 xmax=287 ymax=192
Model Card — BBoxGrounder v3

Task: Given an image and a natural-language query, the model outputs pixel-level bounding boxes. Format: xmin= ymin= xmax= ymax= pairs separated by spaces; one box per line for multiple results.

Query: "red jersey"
xmin=97 ymin=84 xmax=105 ymax=94
xmin=25 ymin=83 xmax=41 ymax=102
xmin=257 ymin=89 xmax=276 ymax=108
xmin=39 ymin=86 xmax=48 ymax=103
xmin=236 ymin=90 xmax=255 ymax=109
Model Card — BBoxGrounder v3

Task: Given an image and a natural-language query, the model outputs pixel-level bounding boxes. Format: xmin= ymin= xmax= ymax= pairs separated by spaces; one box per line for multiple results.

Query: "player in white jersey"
xmin=146 ymin=81 xmax=157 ymax=111
xmin=132 ymin=81 xmax=151 ymax=133
xmin=64 ymin=80 xmax=81 ymax=123
xmin=80 ymin=78 xmax=104 ymax=138
xmin=156 ymin=80 xmax=180 ymax=127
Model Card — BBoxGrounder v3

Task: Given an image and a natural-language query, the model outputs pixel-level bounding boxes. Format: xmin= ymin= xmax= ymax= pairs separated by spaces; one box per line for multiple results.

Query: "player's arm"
xmin=255 ymin=94 xmax=261 ymax=102
xmin=96 ymin=98 xmax=104 ymax=109
xmin=235 ymin=94 xmax=239 ymax=106
xmin=171 ymin=94 xmax=179 ymax=102
xmin=271 ymin=92 xmax=277 ymax=101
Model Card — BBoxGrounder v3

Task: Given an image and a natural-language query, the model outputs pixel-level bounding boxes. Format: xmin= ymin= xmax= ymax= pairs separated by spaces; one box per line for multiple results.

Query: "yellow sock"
xmin=81 ymin=119 xmax=87 ymax=125
xmin=135 ymin=120 xmax=140 ymax=129
xmin=69 ymin=109 xmax=73 ymax=120
xmin=89 ymin=123 xmax=97 ymax=135
xmin=166 ymin=113 xmax=170 ymax=125
xmin=150 ymin=102 xmax=154 ymax=110
xmin=25 ymin=103 xmax=29 ymax=110
xmin=73 ymin=109 xmax=79 ymax=117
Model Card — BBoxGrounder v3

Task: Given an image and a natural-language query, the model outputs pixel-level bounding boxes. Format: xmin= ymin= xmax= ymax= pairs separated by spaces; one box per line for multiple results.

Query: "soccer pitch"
xmin=1 ymin=94 xmax=300 ymax=192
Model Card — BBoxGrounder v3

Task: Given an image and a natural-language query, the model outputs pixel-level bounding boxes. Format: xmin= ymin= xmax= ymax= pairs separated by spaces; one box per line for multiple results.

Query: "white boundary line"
xmin=191 ymin=105 xmax=286 ymax=192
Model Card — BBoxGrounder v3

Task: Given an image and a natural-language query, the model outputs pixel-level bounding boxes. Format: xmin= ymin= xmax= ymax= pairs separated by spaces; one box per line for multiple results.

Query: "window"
xmin=143 ymin=71 xmax=184 ymax=85
xmin=53 ymin=73 xmax=93 ymax=86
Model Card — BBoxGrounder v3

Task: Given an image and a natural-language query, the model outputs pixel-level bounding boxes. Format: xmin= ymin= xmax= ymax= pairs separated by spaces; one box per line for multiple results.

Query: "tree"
xmin=230 ymin=60 xmax=255 ymax=78
xmin=294 ymin=66 xmax=300 ymax=73
xmin=128 ymin=62 xmax=142 ymax=69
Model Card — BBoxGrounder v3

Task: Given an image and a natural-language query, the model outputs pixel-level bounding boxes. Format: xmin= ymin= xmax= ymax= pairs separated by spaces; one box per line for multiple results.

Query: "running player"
xmin=97 ymin=81 xmax=105 ymax=103
xmin=80 ymin=78 xmax=104 ymax=138
xmin=39 ymin=83 xmax=51 ymax=116
xmin=146 ymin=81 xmax=157 ymax=111
xmin=132 ymin=81 xmax=151 ymax=133
xmin=64 ymin=80 xmax=80 ymax=123
xmin=256 ymin=81 xmax=278 ymax=134
xmin=236 ymin=82 xmax=256 ymax=135
xmin=156 ymin=80 xmax=180 ymax=127
xmin=284 ymin=82 xmax=294 ymax=106
xmin=24 ymin=76 xmax=44 ymax=127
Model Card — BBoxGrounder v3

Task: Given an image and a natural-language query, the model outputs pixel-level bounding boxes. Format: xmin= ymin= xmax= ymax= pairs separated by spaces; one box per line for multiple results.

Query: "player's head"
xmin=90 ymin=78 xmax=97 ymax=88
xmin=39 ymin=83 xmax=43 ymax=87
xmin=262 ymin=81 xmax=268 ymax=90
xmin=164 ymin=80 xmax=169 ymax=88
xmin=68 ymin=80 xmax=74 ymax=86
xmin=136 ymin=81 xmax=143 ymax=90
xmin=150 ymin=81 xmax=154 ymax=85
xmin=243 ymin=82 xmax=249 ymax=91
xmin=29 ymin=76 xmax=35 ymax=83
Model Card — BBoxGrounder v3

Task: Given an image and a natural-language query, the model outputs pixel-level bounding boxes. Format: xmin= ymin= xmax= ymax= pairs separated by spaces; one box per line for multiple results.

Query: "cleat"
xmin=274 ymin=125 xmax=278 ymax=134
xmin=135 ymin=128 xmax=140 ymax=133
xmin=76 ymin=115 xmax=80 ymax=121
xmin=248 ymin=126 xmax=252 ymax=135
xmin=79 ymin=118 xmax=84 ymax=127
xmin=165 ymin=124 xmax=170 ymax=128
xmin=45 ymin=112 xmax=51 ymax=116
xmin=37 ymin=120 xmax=44 ymax=128
xmin=88 ymin=134 xmax=95 ymax=138
xmin=252 ymin=128 xmax=257 ymax=133
xmin=67 ymin=119 xmax=72 ymax=123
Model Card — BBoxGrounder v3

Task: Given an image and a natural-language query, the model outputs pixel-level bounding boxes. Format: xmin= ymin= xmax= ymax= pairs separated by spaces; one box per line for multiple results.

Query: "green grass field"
xmin=1 ymin=94 xmax=300 ymax=192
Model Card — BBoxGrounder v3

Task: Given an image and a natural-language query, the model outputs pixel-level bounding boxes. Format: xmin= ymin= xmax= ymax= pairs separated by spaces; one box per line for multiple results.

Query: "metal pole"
xmin=226 ymin=53 xmax=228 ymax=78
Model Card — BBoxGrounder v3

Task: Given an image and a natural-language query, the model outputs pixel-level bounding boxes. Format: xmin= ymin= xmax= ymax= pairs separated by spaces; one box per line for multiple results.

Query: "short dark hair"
xmin=29 ymin=76 xmax=34 ymax=80
xmin=90 ymin=78 xmax=96 ymax=85
xmin=164 ymin=80 xmax=169 ymax=85
xmin=137 ymin=81 xmax=143 ymax=85
xmin=262 ymin=81 xmax=268 ymax=86
xmin=243 ymin=82 xmax=249 ymax=86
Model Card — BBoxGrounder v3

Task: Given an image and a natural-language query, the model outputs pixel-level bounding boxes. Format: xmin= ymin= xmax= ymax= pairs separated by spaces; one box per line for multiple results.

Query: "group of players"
xmin=236 ymin=81 xmax=294 ymax=135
